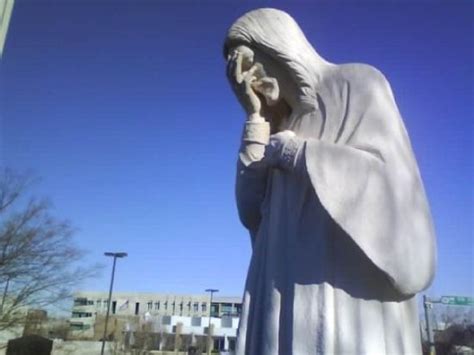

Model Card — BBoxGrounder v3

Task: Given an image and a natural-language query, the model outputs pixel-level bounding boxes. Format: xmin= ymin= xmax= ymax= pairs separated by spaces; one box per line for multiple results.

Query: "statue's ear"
xmin=253 ymin=77 xmax=280 ymax=106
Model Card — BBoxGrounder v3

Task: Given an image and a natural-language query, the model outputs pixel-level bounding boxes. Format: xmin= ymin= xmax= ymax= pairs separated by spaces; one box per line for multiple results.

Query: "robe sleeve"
xmin=236 ymin=158 xmax=268 ymax=239
xmin=235 ymin=122 xmax=271 ymax=240
xmin=304 ymin=70 xmax=436 ymax=295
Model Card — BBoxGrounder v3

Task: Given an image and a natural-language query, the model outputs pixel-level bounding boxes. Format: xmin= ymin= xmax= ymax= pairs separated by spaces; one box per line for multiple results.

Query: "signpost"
xmin=423 ymin=295 xmax=473 ymax=355
xmin=440 ymin=296 xmax=474 ymax=306
xmin=423 ymin=295 xmax=436 ymax=355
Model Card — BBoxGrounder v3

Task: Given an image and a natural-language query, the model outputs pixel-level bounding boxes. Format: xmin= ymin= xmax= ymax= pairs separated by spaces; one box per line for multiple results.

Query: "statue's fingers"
xmin=244 ymin=79 xmax=261 ymax=112
xmin=226 ymin=59 xmax=235 ymax=82
xmin=234 ymin=52 xmax=244 ymax=83
xmin=243 ymin=65 xmax=259 ymax=81
xmin=226 ymin=52 xmax=238 ymax=81
xmin=244 ymin=77 xmax=253 ymax=95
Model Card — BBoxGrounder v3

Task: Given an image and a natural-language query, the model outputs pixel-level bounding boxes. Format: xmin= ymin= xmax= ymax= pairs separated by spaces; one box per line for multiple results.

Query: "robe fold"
xmin=235 ymin=64 xmax=436 ymax=355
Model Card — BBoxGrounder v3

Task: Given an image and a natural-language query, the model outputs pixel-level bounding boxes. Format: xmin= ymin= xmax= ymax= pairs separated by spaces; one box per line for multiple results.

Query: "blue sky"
xmin=1 ymin=1 xmax=472 ymax=301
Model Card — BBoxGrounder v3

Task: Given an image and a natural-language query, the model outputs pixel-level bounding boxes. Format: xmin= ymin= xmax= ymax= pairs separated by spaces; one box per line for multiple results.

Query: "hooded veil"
xmin=226 ymin=8 xmax=436 ymax=355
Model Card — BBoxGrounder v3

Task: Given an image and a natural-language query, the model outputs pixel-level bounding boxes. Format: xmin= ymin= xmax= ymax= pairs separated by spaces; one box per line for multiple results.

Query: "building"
xmin=69 ymin=291 xmax=242 ymax=351
xmin=71 ymin=291 xmax=241 ymax=320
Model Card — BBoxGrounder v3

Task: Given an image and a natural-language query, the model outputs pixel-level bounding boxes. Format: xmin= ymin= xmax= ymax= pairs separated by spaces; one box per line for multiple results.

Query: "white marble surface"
xmin=225 ymin=8 xmax=436 ymax=355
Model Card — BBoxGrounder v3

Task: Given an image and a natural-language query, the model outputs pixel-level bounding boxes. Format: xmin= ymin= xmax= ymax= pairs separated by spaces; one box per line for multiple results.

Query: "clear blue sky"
xmin=1 ymin=1 xmax=472 ymax=300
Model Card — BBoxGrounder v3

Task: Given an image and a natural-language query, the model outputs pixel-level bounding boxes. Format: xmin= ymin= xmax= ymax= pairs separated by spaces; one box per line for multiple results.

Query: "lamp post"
xmin=205 ymin=288 xmax=218 ymax=355
xmin=100 ymin=252 xmax=127 ymax=355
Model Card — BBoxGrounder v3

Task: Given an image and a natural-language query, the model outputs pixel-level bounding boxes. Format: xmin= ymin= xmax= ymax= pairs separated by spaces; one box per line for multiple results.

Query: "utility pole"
xmin=423 ymin=295 xmax=436 ymax=355
xmin=205 ymin=288 xmax=218 ymax=355
xmin=101 ymin=252 xmax=127 ymax=355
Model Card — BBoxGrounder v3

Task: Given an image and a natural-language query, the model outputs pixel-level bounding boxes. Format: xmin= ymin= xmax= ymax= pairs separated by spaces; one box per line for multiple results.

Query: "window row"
xmin=71 ymin=311 xmax=93 ymax=318
xmin=73 ymin=298 xmax=94 ymax=306
xmin=74 ymin=298 xmax=242 ymax=315
xmin=145 ymin=301 xmax=208 ymax=313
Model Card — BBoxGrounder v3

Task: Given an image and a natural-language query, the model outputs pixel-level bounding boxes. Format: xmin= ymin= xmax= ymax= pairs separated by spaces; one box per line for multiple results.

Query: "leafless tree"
xmin=434 ymin=305 xmax=473 ymax=331
xmin=0 ymin=168 xmax=99 ymax=330
xmin=429 ymin=305 xmax=474 ymax=355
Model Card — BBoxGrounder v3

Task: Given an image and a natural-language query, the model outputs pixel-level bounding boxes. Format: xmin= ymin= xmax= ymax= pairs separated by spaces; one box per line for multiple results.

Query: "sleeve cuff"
xmin=280 ymin=136 xmax=305 ymax=171
xmin=242 ymin=121 xmax=270 ymax=145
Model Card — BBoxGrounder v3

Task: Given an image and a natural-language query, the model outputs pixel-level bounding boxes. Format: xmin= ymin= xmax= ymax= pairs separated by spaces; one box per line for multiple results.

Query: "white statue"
xmin=224 ymin=8 xmax=437 ymax=355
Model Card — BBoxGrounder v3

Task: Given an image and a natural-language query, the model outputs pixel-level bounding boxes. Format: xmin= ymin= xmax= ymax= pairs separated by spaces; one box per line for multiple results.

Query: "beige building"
xmin=71 ymin=291 xmax=241 ymax=323
xmin=69 ymin=291 xmax=242 ymax=352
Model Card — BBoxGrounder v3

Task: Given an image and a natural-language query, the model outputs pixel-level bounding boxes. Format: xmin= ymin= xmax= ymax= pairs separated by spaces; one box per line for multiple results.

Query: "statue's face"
xmin=227 ymin=44 xmax=280 ymax=106
xmin=227 ymin=44 xmax=292 ymax=131
xmin=229 ymin=45 xmax=255 ymax=72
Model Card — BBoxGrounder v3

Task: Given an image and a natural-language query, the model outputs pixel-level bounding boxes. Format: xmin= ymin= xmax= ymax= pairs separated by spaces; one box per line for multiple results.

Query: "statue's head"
xmin=224 ymin=8 xmax=328 ymax=113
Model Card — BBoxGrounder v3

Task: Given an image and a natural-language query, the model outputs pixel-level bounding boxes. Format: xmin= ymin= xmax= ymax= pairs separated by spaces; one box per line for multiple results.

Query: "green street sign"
xmin=440 ymin=296 xmax=474 ymax=306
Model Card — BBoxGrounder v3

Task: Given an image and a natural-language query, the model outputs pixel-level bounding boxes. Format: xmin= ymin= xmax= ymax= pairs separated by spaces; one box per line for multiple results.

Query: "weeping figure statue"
xmin=224 ymin=8 xmax=436 ymax=355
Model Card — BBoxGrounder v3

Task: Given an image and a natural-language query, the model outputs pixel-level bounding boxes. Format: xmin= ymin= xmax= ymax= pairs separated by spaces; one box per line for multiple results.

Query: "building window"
xmin=164 ymin=301 xmax=168 ymax=311
xmin=202 ymin=303 xmax=207 ymax=313
xmin=172 ymin=302 xmax=175 ymax=313
xmin=221 ymin=303 xmax=233 ymax=315
xmin=229 ymin=338 xmax=236 ymax=351
xmin=210 ymin=303 xmax=219 ymax=317
xmin=147 ymin=301 xmax=152 ymax=311
xmin=191 ymin=317 xmax=201 ymax=326
xmin=155 ymin=301 xmax=160 ymax=310
xmin=96 ymin=300 xmax=101 ymax=308
xmin=193 ymin=302 xmax=199 ymax=312
xmin=73 ymin=298 xmax=88 ymax=306
xmin=73 ymin=298 xmax=94 ymax=306
xmin=71 ymin=323 xmax=91 ymax=330
xmin=235 ymin=304 xmax=242 ymax=315
xmin=70 ymin=323 xmax=90 ymax=330
xmin=179 ymin=303 xmax=183 ymax=312
xmin=221 ymin=316 xmax=233 ymax=328
xmin=71 ymin=312 xmax=92 ymax=318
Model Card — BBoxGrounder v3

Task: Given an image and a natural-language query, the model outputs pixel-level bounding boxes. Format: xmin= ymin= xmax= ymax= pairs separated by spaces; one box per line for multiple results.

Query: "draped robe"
xmin=235 ymin=63 xmax=436 ymax=355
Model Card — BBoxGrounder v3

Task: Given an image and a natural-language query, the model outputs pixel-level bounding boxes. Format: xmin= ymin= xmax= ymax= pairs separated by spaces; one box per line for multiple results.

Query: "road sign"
xmin=440 ymin=296 xmax=474 ymax=306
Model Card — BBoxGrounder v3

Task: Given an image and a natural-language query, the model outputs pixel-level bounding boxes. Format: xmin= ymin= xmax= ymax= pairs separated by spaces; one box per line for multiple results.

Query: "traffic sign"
xmin=440 ymin=296 xmax=474 ymax=306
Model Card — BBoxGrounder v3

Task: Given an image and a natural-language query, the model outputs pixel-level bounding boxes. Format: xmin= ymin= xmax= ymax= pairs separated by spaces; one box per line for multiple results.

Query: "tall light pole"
xmin=205 ymin=288 xmax=218 ymax=355
xmin=101 ymin=252 xmax=127 ymax=355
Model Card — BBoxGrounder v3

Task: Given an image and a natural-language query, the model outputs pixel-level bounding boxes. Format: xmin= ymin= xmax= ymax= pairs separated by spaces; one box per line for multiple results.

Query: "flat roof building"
xmin=71 ymin=291 xmax=241 ymax=320
xmin=69 ymin=291 xmax=243 ymax=352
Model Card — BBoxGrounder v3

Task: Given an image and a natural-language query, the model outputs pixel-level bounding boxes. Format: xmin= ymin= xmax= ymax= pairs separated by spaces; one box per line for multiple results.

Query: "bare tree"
xmin=434 ymin=305 xmax=473 ymax=331
xmin=429 ymin=305 xmax=474 ymax=355
xmin=0 ymin=168 xmax=99 ymax=330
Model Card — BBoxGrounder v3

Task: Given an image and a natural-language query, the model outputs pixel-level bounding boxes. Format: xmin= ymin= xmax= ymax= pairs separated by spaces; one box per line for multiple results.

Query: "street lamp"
xmin=101 ymin=252 xmax=127 ymax=355
xmin=205 ymin=288 xmax=218 ymax=354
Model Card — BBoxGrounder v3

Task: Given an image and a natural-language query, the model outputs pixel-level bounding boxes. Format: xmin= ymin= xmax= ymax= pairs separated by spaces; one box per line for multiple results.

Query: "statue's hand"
xmin=227 ymin=51 xmax=264 ymax=123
